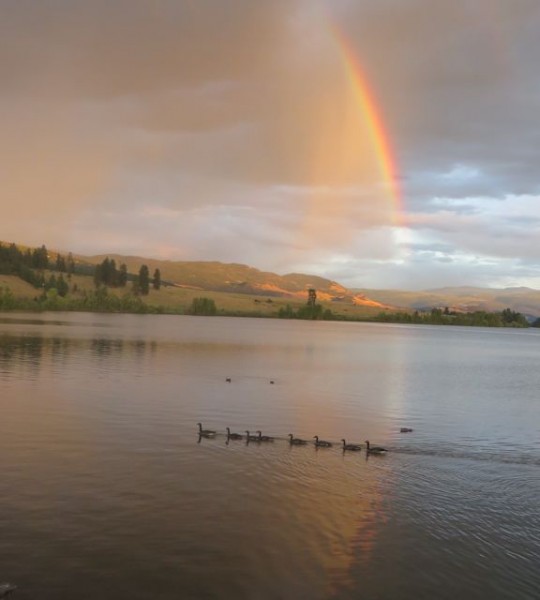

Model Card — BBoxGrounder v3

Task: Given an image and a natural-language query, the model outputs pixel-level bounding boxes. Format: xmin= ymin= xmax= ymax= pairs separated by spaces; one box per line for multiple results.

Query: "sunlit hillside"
xmin=82 ymin=253 xmax=392 ymax=308
xmin=354 ymin=287 xmax=540 ymax=319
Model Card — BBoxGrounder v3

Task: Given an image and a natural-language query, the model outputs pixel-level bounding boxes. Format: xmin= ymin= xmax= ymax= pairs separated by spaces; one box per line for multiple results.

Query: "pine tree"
xmin=118 ymin=263 xmax=128 ymax=287
xmin=138 ymin=265 xmax=150 ymax=295
xmin=56 ymin=254 xmax=66 ymax=272
xmin=67 ymin=252 xmax=75 ymax=275
xmin=153 ymin=268 xmax=161 ymax=291
xmin=57 ymin=274 xmax=69 ymax=297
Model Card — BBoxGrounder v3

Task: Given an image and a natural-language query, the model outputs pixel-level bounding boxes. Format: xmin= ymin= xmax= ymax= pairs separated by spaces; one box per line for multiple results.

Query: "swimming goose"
xmin=400 ymin=427 xmax=413 ymax=433
xmin=197 ymin=422 xmax=216 ymax=437
xmin=226 ymin=427 xmax=243 ymax=440
xmin=341 ymin=439 xmax=362 ymax=451
xmin=365 ymin=440 xmax=387 ymax=454
xmin=225 ymin=377 xmax=232 ymax=382
xmin=313 ymin=436 xmax=332 ymax=447
xmin=0 ymin=583 xmax=17 ymax=598
xmin=288 ymin=434 xmax=308 ymax=445
xmin=245 ymin=430 xmax=260 ymax=442
xmin=256 ymin=430 xmax=274 ymax=442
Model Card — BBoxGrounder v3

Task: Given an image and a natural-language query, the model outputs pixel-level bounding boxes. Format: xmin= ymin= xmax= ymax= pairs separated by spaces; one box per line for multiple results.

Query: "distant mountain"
xmin=353 ymin=287 xmax=540 ymax=319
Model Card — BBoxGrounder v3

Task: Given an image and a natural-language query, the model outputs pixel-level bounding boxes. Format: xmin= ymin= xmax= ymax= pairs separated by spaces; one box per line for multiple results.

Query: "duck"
xmin=225 ymin=377 xmax=231 ymax=383
xmin=0 ymin=583 xmax=17 ymax=598
xmin=197 ymin=422 xmax=216 ymax=437
xmin=288 ymin=433 xmax=308 ymax=445
xmin=256 ymin=430 xmax=274 ymax=442
xmin=313 ymin=436 xmax=332 ymax=447
xmin=341 ymin=439 xmax=362 ymax=451
xmin=365 ymin=440 xmax=388 ymax=454
xmin=245 ymin=430 xmax=260 ymax=442
xmin=226 ymin=427 xmax=243 ymax=440
xmin=400 ymin=427 xmax=413 ymax=433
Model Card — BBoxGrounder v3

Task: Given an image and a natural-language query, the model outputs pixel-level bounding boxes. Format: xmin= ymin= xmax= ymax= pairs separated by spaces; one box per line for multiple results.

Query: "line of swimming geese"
xmin=197 ymin=423 xmax=392 ymax=454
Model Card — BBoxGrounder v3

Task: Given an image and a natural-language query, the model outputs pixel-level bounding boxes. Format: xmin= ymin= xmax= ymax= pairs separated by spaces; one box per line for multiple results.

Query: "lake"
xmin=1 ymin=312 xmax=539 ymax=599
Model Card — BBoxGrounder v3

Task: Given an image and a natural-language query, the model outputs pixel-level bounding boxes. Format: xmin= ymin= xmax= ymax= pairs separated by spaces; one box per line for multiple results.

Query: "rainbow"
xmin=329 ymin=24 xmax=405 ymax=228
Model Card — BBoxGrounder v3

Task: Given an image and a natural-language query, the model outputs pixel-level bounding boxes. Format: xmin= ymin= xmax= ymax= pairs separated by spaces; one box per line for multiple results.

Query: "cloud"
xmin=1 ymin=0 xmax=539 ymax=289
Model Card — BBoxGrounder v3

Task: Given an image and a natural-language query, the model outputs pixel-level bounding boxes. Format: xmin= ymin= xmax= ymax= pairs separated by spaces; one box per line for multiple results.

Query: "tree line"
xmin=0 ymin=242 xmax=163 ymax=298
xmin=93 ymin=257 xmax=161 ymax=295
xmin=0 ymin=242 xmax=75 ymax=296
xmin=373 ymin=307 xmax=530 ymax=327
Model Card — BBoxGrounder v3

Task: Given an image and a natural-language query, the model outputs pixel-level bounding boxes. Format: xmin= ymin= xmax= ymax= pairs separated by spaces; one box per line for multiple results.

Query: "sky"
xmin=2 ymin=0 xmax=540 ymax=290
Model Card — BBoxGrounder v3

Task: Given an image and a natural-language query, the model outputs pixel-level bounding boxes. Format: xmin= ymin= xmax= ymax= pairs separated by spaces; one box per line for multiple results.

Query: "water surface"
xmin=1 ymin=313 xmax=539 ymax=599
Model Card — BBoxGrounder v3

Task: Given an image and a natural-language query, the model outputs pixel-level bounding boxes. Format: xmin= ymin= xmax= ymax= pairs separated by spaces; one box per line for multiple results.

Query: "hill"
xmin=83 ymin=253 xmax=392 ymax=309
xmin=353 ymin=287 xmax=540 ymax=319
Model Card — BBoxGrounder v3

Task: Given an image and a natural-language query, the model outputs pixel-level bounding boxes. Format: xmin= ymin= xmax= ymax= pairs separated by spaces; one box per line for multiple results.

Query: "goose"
xmin=270 ymin=380 xmax=275 ymax=384
xmin=313 ymin=436 xmax=332 ymax=447
xmin=400 ymin=427 xmax=413 ymax=433
xmin=197 ymin=422 xmax=216 ymax=437
xmin=226 ymin=427 xmax=243 ymax=440
xmin=288 ymin=434 xmax=308 ymax=445
xmin=0 ymin=583 xmax=17 ymax=598
xmin=245 ymin=430 xmax=260 ymax=442
xmin=225 ymin=377 xmax=231 ymax=383
xmin=365 ymin=440 xmax=387 ymax=454
xmin=341 ymin=439 xmax=362 ymax=451
xmin=256 ymin=430 xmax=274 ymax=442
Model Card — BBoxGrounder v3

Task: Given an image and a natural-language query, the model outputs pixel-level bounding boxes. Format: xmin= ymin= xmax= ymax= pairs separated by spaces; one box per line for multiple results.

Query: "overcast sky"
xmin=2 ymin=0 xmax=540 ymax=290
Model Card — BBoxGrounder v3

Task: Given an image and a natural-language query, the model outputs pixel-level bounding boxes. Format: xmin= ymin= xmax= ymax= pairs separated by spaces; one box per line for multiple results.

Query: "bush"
xmin=189 ymin=297 xmax=217 ymax=316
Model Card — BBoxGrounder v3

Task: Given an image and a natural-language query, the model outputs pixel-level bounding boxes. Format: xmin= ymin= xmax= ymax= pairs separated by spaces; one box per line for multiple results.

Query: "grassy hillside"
xmin=84 ymin=255 xmax=349 ymax=297
xmin=81 ymin=253 xmax=393 ymax=309
xmin=0 ymin=275 xmax=39 ymax=297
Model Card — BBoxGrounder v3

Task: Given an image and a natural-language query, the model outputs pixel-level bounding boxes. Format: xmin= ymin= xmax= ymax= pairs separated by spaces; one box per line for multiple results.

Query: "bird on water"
xmin=197 ymin=423 xmax=216 ymax=437
xmin=400 ymin=427 xmax=413 ymax=433
xmin=313 ymin=436 xmax=332 ymax=447
xmin=245 ymin=430 xmax=260 ymax=442
xmin=365 ymin=440 xmax=387 ymax=454
xmin=226 ymin=427 xmax=243 ymax=440
xmin=288 ymin=434 xmax=308 ymax=445
xmin=341 ymin=439 xmax=362 ymax=451
xmin=256 ymin=431 xmax=274 ymax=442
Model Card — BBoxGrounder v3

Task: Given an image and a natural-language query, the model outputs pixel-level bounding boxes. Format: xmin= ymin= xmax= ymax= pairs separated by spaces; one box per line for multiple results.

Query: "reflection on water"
xmin=0 ymin=313 xmax=539 ymax=599
xmin=0 ymin=333 xmax=160 ymax=381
